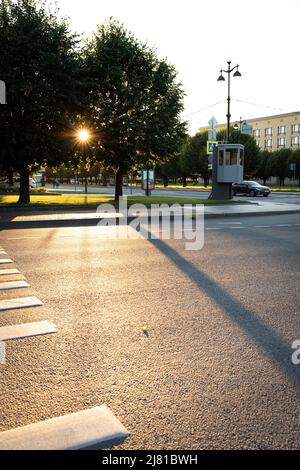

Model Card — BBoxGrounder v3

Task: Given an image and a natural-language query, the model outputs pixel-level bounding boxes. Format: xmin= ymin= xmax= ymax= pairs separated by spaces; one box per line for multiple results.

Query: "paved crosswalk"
xmin=0 ymin=244 xmax=54 ymax=338
xmin=0 ymin=244 xmax=129 ymax=449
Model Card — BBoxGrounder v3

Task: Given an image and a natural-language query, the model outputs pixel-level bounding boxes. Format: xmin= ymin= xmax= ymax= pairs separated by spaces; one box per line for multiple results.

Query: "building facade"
xmin=200 ymin=111 xmax=300 ymax=152
xmin=248 ymin=111 xmax=300 ymax=151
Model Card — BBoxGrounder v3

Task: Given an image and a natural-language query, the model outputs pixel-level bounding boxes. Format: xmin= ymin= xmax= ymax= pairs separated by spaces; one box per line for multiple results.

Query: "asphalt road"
xmin=0 ymin=213 xmax=300 ymax=449
xmin=47 ymin=184 xmax=300 ymax=205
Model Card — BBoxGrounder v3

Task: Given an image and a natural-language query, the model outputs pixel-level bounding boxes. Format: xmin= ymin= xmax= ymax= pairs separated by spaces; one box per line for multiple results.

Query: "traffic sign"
xmin=241 ymin=124 xmax=253 ymax=135
xmin=289 ymin=163 xmax=296 ymax=171
xmin=208 ymin=130 xmax=217 ymax=140
xmin=207 ymin=140 xmax=218 ymax=155
xmin=208 ymin=116 xmax=218 ymax=128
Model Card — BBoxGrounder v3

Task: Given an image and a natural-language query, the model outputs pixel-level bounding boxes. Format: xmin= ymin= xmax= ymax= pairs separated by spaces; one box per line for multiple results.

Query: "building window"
xmin=265 ymin=139 xmax=272 ymax=148
xmin=265 ymin=127 xmax=272 ymax=136
xmin=291 ymin=136 xmax=300 ymax=146
xmin=253 ymin=129 xmax=260 ymax=137
xmin=278 ymin=137 xmax=286 ymax=147
xmin=278 ymin=126 xmax=286 ymax=134
xmin=292 ymin=124 xmax=300 ymax=133
xmin=230 ymin=148 xmax=238 ymax=165
xmin=255 ymin=139 xmax=260 ymax=147
xmin=225 ymin=151 xmax=230 ymax=166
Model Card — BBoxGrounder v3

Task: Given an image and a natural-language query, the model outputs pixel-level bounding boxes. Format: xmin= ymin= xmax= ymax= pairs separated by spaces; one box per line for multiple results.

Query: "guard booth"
xmin=211 ymin=143 xmax=244 ymax=200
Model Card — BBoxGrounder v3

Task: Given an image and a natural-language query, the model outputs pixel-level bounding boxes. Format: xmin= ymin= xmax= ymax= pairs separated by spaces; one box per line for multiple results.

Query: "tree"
xmin=268 ymin=148 xmax=292 ymax=187
xmin=255 ymin=150 xmax=271 ymax=185
xmin=156 ymin=155 xmax=181 ymax=187
xmin=178 ymin=131 xmax=209 ymax=186
xmin=83 ymin=19 xmax=186 ymax=200
xmin=288 ymin=149 xmax=300 ymax=186
xmin=0 ymin=0 xmax=82 ymax=203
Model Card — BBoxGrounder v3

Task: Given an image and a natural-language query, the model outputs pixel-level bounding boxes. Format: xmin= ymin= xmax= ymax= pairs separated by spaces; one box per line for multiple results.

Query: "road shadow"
xmin=146 ymin=233 xmax=300 ymax=390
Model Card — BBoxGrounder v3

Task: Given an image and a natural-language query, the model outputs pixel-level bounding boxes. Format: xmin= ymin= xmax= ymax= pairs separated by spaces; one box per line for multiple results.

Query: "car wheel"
xmin=249 ymin=190 xmax=255 ymax=197
xmin=263 ymin=194 xmax=269 ymax=197
xmin=233 ymin=191 xmax=236 ymax=196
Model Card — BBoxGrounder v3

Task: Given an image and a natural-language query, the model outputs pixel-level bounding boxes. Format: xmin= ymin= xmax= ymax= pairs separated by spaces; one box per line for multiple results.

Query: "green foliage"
xmin=0 ymin=0 xmax=83 ymax=202
xmin=267 ymin=148 xmax=292 ymax=185
xmin=255 ymin=150 xmax=271 ymax=184
xmin=83 ymin=19 xmax=187 ymax=197
xmin=178 ymin=131 xmax=209 ymax=184
xmin=288 ymin=148 xmax=300 ymax=184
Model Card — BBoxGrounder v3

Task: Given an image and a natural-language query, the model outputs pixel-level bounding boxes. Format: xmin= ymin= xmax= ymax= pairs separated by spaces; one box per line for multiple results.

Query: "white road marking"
xmin=0 ymin=259 xmax=13 ymax=264
xmin=0 ymin=321 xmax=57 ymax=341
xmin=205 ymin=227 xmax=221 ymax=230
xmin=7 ymin=237 xmax=42 ymax=240
xmin=0 ymin=269 xmax=20 ymax=276
xmin=254 ymin=225 xmax=270 ymax=228
xmin=217 ymin=222 xmax=243 ymax=225
xmin=0 ymin=280 xmax=30 ymax=291
xmin=0 ymin=296 xmax=43 ymax=312
xmin=274 ymin=224 xmax=291 ymax=227
xmin=0 ymin=405 xmax=129 ymax=450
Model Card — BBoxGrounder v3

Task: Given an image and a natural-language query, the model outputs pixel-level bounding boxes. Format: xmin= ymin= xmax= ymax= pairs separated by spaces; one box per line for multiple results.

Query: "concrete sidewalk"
xmin=1 ymin=200 xmax=300 ymax=229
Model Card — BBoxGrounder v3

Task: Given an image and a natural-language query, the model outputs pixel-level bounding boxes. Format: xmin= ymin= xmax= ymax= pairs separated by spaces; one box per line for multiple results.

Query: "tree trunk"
xmin=203 ymin=175 xmax=209 ymax=188
xmin=182 ymin=176 xmax=187 ymax=187
xmin=84 ymin=170 xmax=88 ymax=194
xmin=18 ymin=166 xmax=30 ymax=204
xmin=163 ymin=175 xmax=169 ymax=187
xmin=115 ymin=167 xmax=123 ymax=200
xmin=7 ymin=169 xmax=14 ymax=186
xmin=263 ymin=177 xmax=267 ymax=185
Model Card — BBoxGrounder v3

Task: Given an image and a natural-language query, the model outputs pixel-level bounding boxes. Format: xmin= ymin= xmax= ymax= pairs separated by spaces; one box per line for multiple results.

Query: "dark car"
xmin=232 ymin=181 xmax=271 ymax=197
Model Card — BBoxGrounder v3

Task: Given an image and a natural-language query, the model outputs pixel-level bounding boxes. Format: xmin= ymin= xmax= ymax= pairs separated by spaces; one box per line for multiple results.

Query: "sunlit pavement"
xmin=0 ymin=212 xmax=300 ymax=449
xmin=1 ymin=200 xmax=300 ymax=226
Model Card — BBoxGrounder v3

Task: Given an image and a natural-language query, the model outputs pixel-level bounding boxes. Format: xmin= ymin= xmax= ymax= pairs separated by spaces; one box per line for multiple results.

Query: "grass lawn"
xmin=271 ymin=187 xmax=300 ymax=191
xmin=0 ymin=194 xmax=250 ymax=208
xmin=154 ymin=184 xmax=212 ymax=190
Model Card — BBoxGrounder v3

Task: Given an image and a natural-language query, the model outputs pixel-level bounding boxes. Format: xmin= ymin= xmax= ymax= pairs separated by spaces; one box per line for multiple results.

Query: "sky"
xmin=57 ymin=0 xmax=300 ymax=134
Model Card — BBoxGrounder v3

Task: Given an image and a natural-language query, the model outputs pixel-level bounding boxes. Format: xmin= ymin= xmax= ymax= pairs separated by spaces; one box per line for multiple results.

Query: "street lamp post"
xmin=217 ymin=61 xmax=241 ymax=142
xmin=233 ymin=117 xmax=247 ymax=132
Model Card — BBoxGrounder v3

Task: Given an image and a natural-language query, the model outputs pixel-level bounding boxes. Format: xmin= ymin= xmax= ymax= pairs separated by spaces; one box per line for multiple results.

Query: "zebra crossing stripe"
xmin=0 ymin=280 xmax=30 ymax=291
xmin=0 ymin=405 xmax=129 ymax=450
xmin=0 ymin=321 xmax=57 ymax=341
xmin=0 ymin=269 xmax=20 ymax=276
xmin=0 ymin=296 xmax=43 ymax=311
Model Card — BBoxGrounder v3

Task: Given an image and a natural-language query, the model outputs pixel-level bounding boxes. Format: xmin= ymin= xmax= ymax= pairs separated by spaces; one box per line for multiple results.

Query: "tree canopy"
xmin=83 ymin=19 xmax=187 ymax=198
xmin=0 ymin=0 xmax=83 ymax=202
